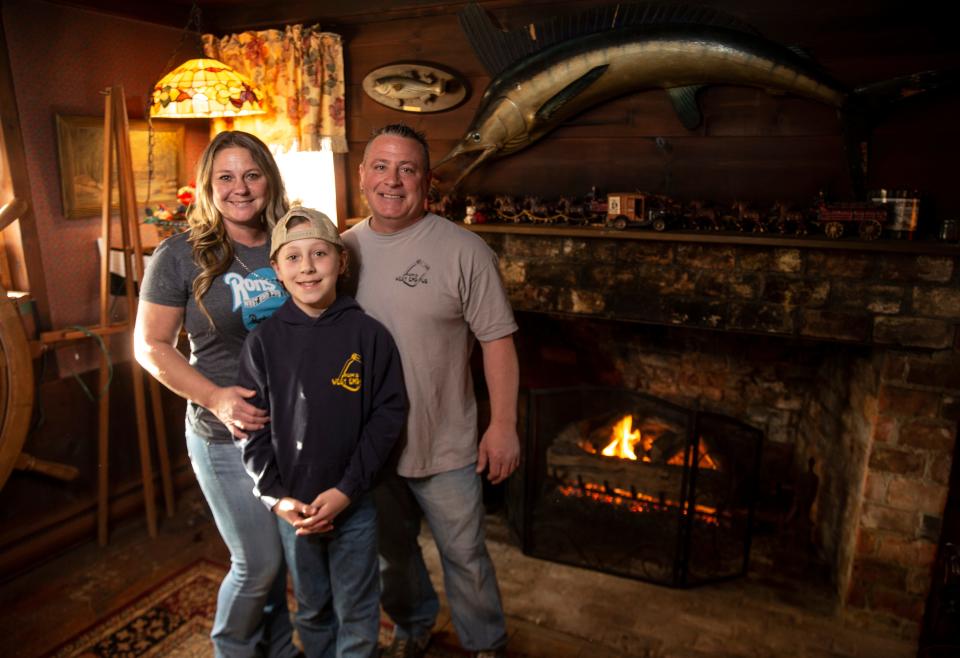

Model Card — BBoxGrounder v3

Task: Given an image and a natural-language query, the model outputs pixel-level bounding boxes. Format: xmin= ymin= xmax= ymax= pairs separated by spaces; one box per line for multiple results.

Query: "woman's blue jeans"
xmin=374 ymin=463 xmax=507 ymax=653
xmin=186 ymin=427 xmax=298 ymax=658
xmin=278 ymin=495 xmax=380 ymax=658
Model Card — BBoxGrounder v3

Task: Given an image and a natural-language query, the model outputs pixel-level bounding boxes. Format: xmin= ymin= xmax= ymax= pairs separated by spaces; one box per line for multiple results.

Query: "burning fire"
xmin=601 ymin=415 xmax=653 ymax=461
xmin=562 ymin=413 xmax=723 ymax=523
xmin=588 ymin=414 xmax=720 ymax=471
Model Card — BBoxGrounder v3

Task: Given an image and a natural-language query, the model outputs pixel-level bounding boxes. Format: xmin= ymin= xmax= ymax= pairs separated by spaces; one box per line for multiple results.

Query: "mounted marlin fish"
xmin=435 ymin=2 xmax=955 ymax=194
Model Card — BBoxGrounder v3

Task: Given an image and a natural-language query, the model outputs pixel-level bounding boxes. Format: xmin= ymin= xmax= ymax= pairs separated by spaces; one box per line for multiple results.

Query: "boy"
xmin=237 ymin=206 xmax=406 ymax=658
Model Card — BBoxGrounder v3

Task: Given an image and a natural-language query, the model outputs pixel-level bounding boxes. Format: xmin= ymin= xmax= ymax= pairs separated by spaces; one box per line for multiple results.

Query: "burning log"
xmin=546 ymin=415 xmax=731 ymax=510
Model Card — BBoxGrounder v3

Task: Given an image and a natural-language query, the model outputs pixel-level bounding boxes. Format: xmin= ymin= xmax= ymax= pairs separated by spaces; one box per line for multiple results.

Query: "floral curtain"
xmin=202 ymin=25 xmax=347 ymax=153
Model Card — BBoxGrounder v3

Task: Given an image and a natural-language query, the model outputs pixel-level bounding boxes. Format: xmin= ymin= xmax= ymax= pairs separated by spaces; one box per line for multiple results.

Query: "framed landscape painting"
xmin=55 ymin=115 xmax=185 ymax=219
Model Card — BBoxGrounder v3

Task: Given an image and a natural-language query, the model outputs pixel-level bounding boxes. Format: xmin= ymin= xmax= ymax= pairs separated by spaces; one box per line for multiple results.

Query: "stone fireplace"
xmin=472 ymin=225 xmax=959 ymax=640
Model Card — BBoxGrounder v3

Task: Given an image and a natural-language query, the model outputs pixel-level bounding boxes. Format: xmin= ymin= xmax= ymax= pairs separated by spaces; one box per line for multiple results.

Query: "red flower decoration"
xmin=329 ymin=97 xmax=345 ymax=127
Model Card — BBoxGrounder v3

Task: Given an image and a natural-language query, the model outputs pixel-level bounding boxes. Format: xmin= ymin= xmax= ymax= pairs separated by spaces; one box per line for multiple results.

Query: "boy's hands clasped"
xmin=274 ymin=488 xmax=351 ymax=536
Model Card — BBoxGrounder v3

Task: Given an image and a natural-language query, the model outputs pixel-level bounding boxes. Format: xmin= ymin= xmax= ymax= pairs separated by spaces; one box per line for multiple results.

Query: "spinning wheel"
xmin=0 ymin=288 xmax=34 ymax=491
xmin=0 ymin=288 xmax=78 ymax=491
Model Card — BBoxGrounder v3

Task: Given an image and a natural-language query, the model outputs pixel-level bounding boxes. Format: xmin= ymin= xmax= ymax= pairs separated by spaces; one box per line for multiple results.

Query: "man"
xmin=342 ymin=124 xmax=520 ymax=658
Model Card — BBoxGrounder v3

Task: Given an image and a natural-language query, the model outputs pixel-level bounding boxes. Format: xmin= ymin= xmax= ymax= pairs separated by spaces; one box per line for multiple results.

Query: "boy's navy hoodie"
xmin=237 ymin=294 xmax=406 ymax=509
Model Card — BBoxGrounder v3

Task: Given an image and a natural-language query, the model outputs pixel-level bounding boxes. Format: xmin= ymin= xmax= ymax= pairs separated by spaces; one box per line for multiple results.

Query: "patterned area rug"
xmin=47 ymin=560 xmax=223 ymax=657
xmin=45 ymin=559 xmax=468 ymax=657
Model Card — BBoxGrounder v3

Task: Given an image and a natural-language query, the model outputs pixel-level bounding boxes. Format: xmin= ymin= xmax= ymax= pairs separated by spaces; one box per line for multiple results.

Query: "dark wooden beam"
xmin=46 ymin=0 xmax=192 ymax=28
xmin=203 ymin=0 xmax=467 ymax=31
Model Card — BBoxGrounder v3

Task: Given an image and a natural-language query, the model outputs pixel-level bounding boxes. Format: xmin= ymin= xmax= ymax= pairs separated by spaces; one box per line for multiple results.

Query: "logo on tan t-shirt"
xmin=396 ymin=259 xmax=430 ymax=287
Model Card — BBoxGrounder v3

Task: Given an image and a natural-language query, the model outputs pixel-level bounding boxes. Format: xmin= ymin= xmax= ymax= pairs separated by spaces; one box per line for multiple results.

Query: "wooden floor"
xmin=0 ymin=485 xmax=607 ymax=658
xmin=0 ymin=486 xmax=229 ymax=657
xmin=0 ymin=483 xmax=919 ymax=658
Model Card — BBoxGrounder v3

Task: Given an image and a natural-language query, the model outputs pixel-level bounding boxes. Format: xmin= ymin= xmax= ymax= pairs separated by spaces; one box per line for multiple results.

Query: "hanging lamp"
xmin=148 ymin=3 xmax=266 ymax=119
xmin=150 ymin=58 xmax=266 ymax=118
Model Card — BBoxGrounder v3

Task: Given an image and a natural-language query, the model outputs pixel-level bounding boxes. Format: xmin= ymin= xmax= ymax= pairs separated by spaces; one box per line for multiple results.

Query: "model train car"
xmin=605 ymin=192 xmax=678 ymax=230
xmin=814 ymin=201 xmax=889 ymax=240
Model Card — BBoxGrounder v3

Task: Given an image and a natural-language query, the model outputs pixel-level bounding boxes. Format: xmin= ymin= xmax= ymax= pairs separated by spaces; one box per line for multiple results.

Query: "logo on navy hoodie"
xmin=332 ymin=353 xmax=362 ymax=392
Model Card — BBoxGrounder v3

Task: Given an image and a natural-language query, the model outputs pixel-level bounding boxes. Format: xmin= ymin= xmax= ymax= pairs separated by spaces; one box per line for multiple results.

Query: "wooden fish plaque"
xmin=362 ymin=62 xmax=468 ymax=113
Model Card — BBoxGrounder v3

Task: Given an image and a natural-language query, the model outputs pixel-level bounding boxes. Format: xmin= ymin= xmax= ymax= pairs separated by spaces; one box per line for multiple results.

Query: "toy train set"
xmin=434 ymin=190 xmax=916 ymax=240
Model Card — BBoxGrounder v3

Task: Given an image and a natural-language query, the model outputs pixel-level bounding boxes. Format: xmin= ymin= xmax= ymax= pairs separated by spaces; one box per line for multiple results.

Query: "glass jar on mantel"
xmin=870 ymin=189 xmax=920 ymax=240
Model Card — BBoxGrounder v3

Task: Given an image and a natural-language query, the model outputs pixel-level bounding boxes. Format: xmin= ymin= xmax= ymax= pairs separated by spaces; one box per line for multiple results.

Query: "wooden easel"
xmin=95 ymin=85 xmax=174 ymax=543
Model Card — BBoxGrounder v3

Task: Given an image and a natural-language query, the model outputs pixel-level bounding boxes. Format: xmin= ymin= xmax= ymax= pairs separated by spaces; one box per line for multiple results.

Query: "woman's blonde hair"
xmin=187 ymin=131 xmax=288 ymax=327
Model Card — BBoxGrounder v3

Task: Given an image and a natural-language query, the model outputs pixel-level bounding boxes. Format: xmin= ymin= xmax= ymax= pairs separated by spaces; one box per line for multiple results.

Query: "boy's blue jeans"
xmin=278 ymin=495 xmax=380 ymax=658
xmin=186 ymin=428 xmax=298 ymax=658
xmin=375 ymin=463 xmax=508 ymax=652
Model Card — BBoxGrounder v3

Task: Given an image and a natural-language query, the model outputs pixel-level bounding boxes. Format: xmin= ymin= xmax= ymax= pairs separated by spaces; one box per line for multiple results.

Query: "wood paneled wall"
xmin=339 ymin=1 xmax=960 ymax=235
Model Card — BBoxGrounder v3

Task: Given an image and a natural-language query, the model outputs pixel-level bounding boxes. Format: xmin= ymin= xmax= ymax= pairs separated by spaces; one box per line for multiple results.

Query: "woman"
xmin=134 ymin=131 xmax=298 ymax=658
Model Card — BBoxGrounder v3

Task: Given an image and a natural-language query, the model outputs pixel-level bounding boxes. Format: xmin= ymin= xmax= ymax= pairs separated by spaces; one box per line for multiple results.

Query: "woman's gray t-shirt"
xmin=139 ymin=232 xmax=287 ymax=441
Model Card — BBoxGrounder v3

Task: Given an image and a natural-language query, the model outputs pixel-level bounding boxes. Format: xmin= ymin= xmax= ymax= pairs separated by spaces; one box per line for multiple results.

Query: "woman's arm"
xmin=134 ymin=300 xmax=213 ymax=403
xmin=133 ymin=300 xmax=267 ymax=438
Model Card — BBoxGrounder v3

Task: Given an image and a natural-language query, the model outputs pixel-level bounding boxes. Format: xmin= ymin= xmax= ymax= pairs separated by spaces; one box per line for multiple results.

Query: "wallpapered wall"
xmin=2 ymin=0 xmax=209 ymax=351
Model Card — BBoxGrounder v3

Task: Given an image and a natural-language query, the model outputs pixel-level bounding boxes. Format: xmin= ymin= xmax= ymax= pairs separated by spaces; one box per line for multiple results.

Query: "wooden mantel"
xmin=466 ymin=223 xmax=960 ymax=256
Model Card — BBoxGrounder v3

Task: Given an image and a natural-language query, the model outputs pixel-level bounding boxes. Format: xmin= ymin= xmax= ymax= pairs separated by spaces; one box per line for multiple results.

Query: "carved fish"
xmin=436 ymin=2 xmax=956 ymax=194
xmin=373 ymin=74 xmax=445 ymax=105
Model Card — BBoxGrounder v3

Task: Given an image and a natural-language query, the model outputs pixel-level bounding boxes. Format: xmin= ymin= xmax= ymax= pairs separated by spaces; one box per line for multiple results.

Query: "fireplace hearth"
xmin=512 ymin=385 xmax=763 ymax=587
xmin=477 ymin=226 xmax=959 ymax=639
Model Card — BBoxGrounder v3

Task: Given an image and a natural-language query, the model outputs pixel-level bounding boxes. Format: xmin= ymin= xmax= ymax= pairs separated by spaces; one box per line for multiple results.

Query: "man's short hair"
xmin=363 ymin=123 xmax=430 ymax=171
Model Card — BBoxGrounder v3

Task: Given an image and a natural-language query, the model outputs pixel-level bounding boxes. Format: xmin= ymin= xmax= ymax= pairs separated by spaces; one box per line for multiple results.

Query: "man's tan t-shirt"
xmin=342 ymin=214 xmax=517 ymax=477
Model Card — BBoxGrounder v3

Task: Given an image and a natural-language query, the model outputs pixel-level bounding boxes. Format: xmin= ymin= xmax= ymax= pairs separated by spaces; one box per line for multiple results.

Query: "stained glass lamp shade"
xmin=149 ymin=58 xmax=267 ymax=118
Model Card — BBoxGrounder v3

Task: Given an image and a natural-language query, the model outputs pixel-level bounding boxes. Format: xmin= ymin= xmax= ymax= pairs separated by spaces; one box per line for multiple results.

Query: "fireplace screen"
xmin=510 ymin=386 xmax=764 ymax=587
